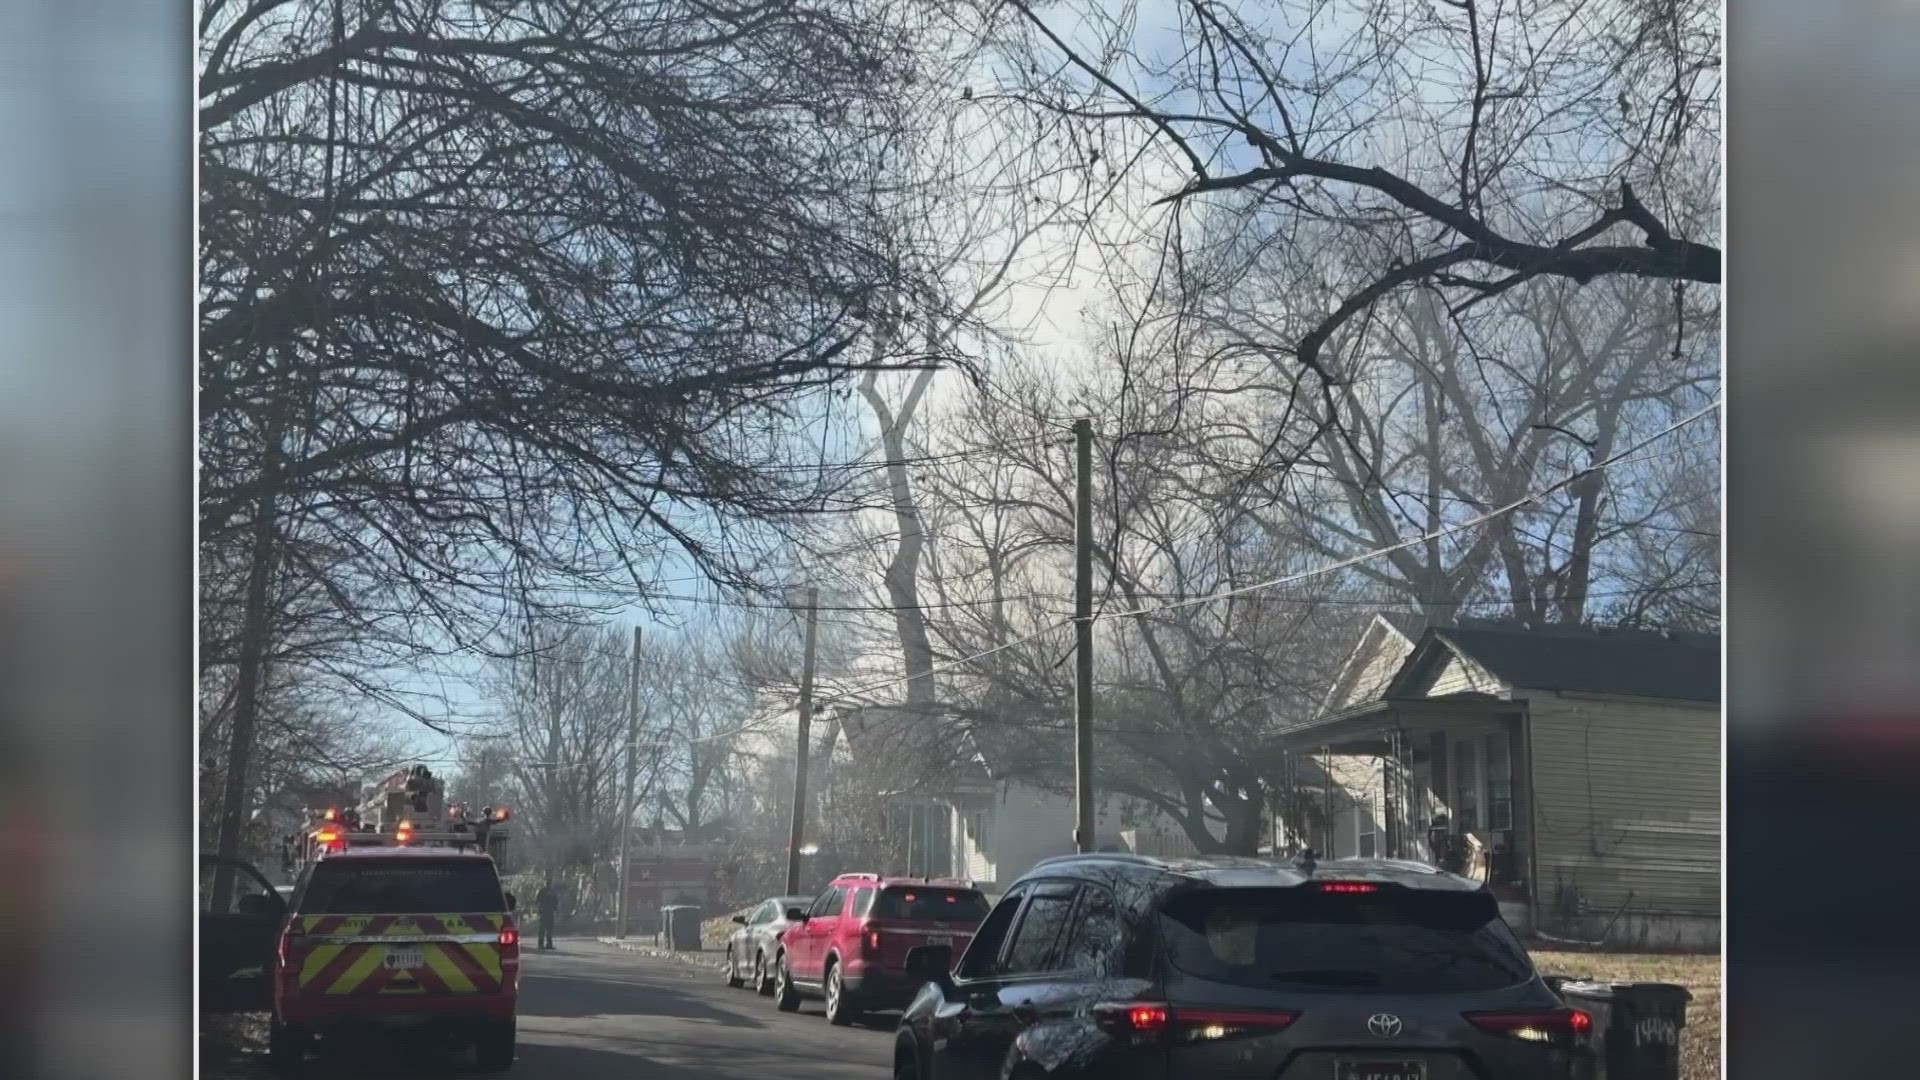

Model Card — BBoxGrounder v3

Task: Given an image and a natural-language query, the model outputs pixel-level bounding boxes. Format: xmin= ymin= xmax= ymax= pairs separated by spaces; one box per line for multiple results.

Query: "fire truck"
xmin=282 ymin=765 xmax=511 ymax=874
xmin=267 ymin=765 xmax=522 ymax=1070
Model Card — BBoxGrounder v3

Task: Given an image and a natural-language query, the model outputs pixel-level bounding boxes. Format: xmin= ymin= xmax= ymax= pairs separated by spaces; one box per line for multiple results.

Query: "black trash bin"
xmin=1558 ymin=980 xmax=1692 ymax=1080
xmin=660 ymin=904 xmax=702 ymax=951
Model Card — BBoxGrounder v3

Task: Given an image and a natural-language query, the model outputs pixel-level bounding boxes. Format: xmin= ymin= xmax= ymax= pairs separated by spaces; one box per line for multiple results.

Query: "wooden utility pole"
xmin=616 ymin=625 xmax=641 ymax=938
xmin=1072 ymin=418 xmax=1096 ymax=853
xmin=783 ymin=587 xmax=820 ymax=894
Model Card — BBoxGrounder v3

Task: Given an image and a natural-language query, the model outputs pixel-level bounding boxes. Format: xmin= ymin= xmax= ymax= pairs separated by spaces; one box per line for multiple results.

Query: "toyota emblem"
xmin=1367 ymin=1013 xmax=1404 ymax=1038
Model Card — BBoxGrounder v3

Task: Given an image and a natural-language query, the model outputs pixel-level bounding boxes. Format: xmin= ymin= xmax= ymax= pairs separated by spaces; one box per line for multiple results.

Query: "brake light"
xmin=1318 ymin=881 xmax=1378 ymax=894
xmin=903 ymin=892 xmax=917 ymax=903
xmin=1466 ymin=1008 xmax=1593 ymax=1044
xmin=396 ymin=821 xmax=413 ymax=844
xmin=1094 ymin=1002 xmax=1296 ymax=1043
xmin=499 ymin=926 xmax=520 ymax=948
xmin=865 ymin=928 xmax=882 ymax=954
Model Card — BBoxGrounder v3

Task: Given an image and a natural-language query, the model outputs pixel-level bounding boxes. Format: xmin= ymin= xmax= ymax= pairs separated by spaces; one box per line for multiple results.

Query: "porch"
xmin=1274 ymin=696 xmax=1538 ymax=915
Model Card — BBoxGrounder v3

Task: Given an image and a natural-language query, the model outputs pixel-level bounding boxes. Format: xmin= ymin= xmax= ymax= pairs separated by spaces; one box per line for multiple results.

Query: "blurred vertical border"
xmin=0 ymin=0 xmax=193 ymax=1078
xmin=1730 ymin=1 xmax=1920 ymax=1077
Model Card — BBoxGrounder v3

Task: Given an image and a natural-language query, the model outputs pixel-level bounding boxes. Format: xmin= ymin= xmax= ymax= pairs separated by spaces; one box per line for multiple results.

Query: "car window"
xmin=1058 ymin=885 xmax=1122 ymax=975
xmin=957 ymin=885 xmax=1027 ymax=979
xmin=873 ymin=887 xmax=991 ymax=921
xmin=1158 ymin=886 xmax=1532 ymax=994
xmin=809 ymin=887 xmax=845 ymax=918
xmin=781 ymin=896 xmax=811 ymax=918
xmin=299 ymin=859 xmax=505 ymax=914
xmin=747 ymin=901 xmax=772 ymax=925
xmin=1000 ymin=883 xmax=1080 ymax=975
xmin=199 ymin=859 xmax=278 ymax=914
xmin=851 ymin=888 xmax=875 ymax=917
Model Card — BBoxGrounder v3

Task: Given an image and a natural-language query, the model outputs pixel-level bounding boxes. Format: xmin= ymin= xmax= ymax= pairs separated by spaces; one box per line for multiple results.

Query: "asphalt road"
xmin=215 ymin=942 xmax=899 ymax=1079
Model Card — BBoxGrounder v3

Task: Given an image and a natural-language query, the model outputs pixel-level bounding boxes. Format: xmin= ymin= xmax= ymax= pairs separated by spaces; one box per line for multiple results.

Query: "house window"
xmin=1453 ymin=739 xmax=1480 ymax=831
xmin=963 ymin=809 xmax=991 ymax=852
xmin=1356 ymin=800 xmax=1378 ymax=857
xmin=1485 ymin=734 xmax=1513 ymax=833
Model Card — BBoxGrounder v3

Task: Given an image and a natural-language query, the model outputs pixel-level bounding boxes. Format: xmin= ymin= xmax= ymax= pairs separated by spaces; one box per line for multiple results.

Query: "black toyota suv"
xmin=893 ymin=853 xmax=1592 ymax=1080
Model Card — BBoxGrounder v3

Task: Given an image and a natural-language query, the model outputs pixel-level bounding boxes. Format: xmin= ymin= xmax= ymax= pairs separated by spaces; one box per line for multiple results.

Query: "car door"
xmin=932 ymin=881 xmax=1081 ymax=1080
xmin=792 ymin=886 xmax=843 ymax=983
xmin=199 ymin=854 xmax=287 ymax=1012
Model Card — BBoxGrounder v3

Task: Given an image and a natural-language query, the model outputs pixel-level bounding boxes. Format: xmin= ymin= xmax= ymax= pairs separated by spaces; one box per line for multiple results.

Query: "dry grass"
xmin=1531 ymin=949 xmax=1721 ymax=1080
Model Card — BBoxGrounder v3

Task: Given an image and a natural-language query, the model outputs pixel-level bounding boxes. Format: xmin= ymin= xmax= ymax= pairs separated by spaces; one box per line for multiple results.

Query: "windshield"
xmin=301 ymin=860 xmax=506 ymax=915
xmin=874 ymin=887 xmax=990 ymax=922
xmin=1159 ymin=886 xmax=1534 ymax=994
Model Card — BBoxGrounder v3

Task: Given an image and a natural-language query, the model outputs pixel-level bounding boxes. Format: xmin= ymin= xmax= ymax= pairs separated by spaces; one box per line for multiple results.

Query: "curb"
xmin=595 ymin=936 xmax=724 ymax=973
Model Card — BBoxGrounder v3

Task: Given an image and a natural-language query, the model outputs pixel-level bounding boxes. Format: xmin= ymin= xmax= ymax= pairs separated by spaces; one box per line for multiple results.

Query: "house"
xmin=833 ymin=702 xmax=1188 ymax=890
xmin=1277 ymin=615 xmax=1719 ymax=949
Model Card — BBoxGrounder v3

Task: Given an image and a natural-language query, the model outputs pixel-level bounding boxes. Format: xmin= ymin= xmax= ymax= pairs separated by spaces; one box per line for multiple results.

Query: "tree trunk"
xmin=859 ymin=361 xmax=938 ymax=710
xmin=209 ymin=483 xmax=279 ymax=912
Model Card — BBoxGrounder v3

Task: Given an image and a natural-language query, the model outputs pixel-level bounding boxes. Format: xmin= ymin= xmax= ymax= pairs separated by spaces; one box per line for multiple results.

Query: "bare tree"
xmin=198 ymin=0 xmax=968 ymax=896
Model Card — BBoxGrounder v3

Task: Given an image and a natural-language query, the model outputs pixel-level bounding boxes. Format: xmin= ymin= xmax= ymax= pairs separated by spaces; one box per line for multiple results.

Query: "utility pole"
xmin=783 ymin=587 xmax=820 ymax=895
xmin=1072 ymin=418 xmax=1096 ymax=854
xmin=616 ymin=625 xmax=641 ymax=938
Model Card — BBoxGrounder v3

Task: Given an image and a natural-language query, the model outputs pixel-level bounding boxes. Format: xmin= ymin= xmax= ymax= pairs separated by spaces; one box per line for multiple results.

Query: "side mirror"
xmin=785 ymin=907 xmax=808 ymax=923
xmin=236 ymin=892 xmax=284 ymax=919
xmin=505 ymin=892 xmax=517 ymax=911
xmin=904 ymin=944 xmax=954 ymax=987
xmin=731 ymin=914 xmax=748 ymax=925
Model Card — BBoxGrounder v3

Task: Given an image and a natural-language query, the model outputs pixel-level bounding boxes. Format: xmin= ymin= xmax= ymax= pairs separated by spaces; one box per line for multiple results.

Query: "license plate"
xmin=927 ymin=936 xmax=952 ymax=948
xmin=1335 ymin=1063 xmax=1426 ymax=1080
xmin=383 ymin=948 xmax=425 ymax=970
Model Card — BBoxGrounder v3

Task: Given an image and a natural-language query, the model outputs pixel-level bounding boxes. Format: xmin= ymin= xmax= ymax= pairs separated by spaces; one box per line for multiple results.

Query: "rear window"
xmin=874 ymin=887 xmax=990 ymax=922
xmin=300 ymin=859 xmax=505 ymax=915
xmin=1159 ymin=886 xmax=1533 ymax=994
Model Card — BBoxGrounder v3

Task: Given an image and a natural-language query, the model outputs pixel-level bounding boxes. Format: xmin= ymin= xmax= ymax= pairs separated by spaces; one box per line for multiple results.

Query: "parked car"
xmin=893 ymin=854 xmax=1594 ymax=1080
xmin=723 ymin=894 xmax=813 ymax=994
xmin=773 ymin=873 xmax=990 ymax=1024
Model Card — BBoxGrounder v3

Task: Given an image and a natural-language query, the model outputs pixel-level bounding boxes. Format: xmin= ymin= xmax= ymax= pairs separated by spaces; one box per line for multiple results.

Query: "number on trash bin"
xmin=1634 ymin=1017 xmax=1677 ymax=1046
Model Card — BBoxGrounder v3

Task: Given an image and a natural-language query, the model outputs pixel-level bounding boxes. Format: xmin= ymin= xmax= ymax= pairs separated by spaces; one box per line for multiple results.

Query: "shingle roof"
xmin=1409 ymin=619 xmax=1719 ymax=703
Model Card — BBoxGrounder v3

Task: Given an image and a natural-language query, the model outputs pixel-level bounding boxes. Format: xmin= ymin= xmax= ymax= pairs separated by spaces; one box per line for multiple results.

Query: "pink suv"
xmin=772 ymin=873 xmax=990 ymax=1024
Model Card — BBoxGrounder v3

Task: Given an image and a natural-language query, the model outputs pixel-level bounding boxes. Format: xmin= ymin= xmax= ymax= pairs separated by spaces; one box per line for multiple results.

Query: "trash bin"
xmin=660 ymin=905 xmax=702 ymax=951
xmin=1558 ymin=980 xmax=1692 ymax=1080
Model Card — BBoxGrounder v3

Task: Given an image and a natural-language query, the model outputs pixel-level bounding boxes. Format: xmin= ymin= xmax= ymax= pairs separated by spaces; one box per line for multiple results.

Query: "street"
xmin=214 ymin=942 xmax=897 ymax=1079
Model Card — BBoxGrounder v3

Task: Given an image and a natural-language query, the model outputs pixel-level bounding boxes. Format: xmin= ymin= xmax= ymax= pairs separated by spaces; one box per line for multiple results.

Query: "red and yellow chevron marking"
xmin=293 ymin=913 xmax=508 ymax=996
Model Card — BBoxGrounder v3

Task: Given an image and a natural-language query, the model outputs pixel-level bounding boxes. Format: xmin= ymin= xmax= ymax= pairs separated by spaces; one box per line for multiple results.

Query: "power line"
xmin=1089 ymin=401 xmax=1721 ymax=624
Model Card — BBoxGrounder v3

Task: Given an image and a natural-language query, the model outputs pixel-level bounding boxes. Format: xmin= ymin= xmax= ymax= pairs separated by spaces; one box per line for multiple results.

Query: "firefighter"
xmin=535 ymin=880 xmax=559 ymax=950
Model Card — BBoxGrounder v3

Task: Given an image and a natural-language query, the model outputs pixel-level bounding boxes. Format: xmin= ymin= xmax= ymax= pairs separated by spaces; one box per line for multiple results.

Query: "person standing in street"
xmin=535 ymin=880 xmax=558 ymax=950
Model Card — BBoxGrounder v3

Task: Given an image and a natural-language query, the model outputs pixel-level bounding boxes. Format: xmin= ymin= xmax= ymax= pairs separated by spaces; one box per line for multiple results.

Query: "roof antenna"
xmin=1293 ymin=848 xmax=1318 ymax=876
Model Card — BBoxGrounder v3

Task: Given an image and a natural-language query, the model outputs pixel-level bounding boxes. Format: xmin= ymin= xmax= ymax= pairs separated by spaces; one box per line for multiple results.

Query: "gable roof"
xmin=1388 ymin=619 xmax=1719 ymax=704
xmin=1317 ymin=612 xmax=1428 ymax=717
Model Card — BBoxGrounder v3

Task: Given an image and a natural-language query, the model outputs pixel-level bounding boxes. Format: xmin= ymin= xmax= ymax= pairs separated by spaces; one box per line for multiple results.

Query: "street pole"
xmin=1072 ymin=417 xmax=1096 ymax=854
xmin=784 ymin=587 xmax=820 ymax=895
xmin=616 ymin=625 xmax=641 ymax=938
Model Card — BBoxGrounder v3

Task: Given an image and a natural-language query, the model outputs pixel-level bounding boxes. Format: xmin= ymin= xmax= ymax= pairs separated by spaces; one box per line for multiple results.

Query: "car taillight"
xmin=498 ymin=926 xmax=519 ymax=949
xmin=864 ymin=928 xmax=881 ymax=954
xmin=1094 ymin=1002 xmax=1297 ymax=1043
xmin=1318 ymin=881 xmax=1378 ymax=894
xmin=1466 ymin=1008 xmax=1592 ymax=1045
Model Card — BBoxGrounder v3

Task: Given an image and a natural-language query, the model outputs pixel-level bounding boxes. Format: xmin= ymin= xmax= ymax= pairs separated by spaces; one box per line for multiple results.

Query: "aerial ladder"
xmin=280 ymin=765 xmax=511 ymax=878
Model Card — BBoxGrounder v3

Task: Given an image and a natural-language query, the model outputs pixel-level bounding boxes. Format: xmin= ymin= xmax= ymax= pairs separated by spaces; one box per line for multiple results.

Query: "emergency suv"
xmin=264 ymin=769 xmax=522 ymax=1070
xmin=773 ymin=873 xmax=990 ymax=1024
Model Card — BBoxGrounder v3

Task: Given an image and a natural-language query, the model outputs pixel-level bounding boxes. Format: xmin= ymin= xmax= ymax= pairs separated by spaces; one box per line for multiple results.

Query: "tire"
xmin=474 ymin=1019 xmax=516 ymax=1072
xmin=893 ymin=1038 xmax=921 ymax=1080
xmin=823 ymin=960 xmax=859 ymax=1026
xmin=266 ymin=1019 xmax=305 ymax=1073
xmin=753 ymin=951 xmax=774 ymax=996
xmin=724 ymin=945 xmax=745 ymax=988
xmin=773 ymin=953 xmax=802 ymax=1012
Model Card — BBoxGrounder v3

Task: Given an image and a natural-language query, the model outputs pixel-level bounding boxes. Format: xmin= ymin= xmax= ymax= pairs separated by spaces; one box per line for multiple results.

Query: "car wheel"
xmin=753 ymin=951 xmax=773 ymax=996
xmin=266 ymin=1018 xmax=305 ymax=1073
xmin=773 ymin=953 xmax=802 ymax=1012
xmin=824 ymin=960 xmax=859 ymax=1026
xmin=473 ymin=1019 xmax=515 ymax=1072
xmin=724 ymin=945 xmax=745 ymax=988
xmin=893 ymin=1038 xmax=921 ymax=1080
